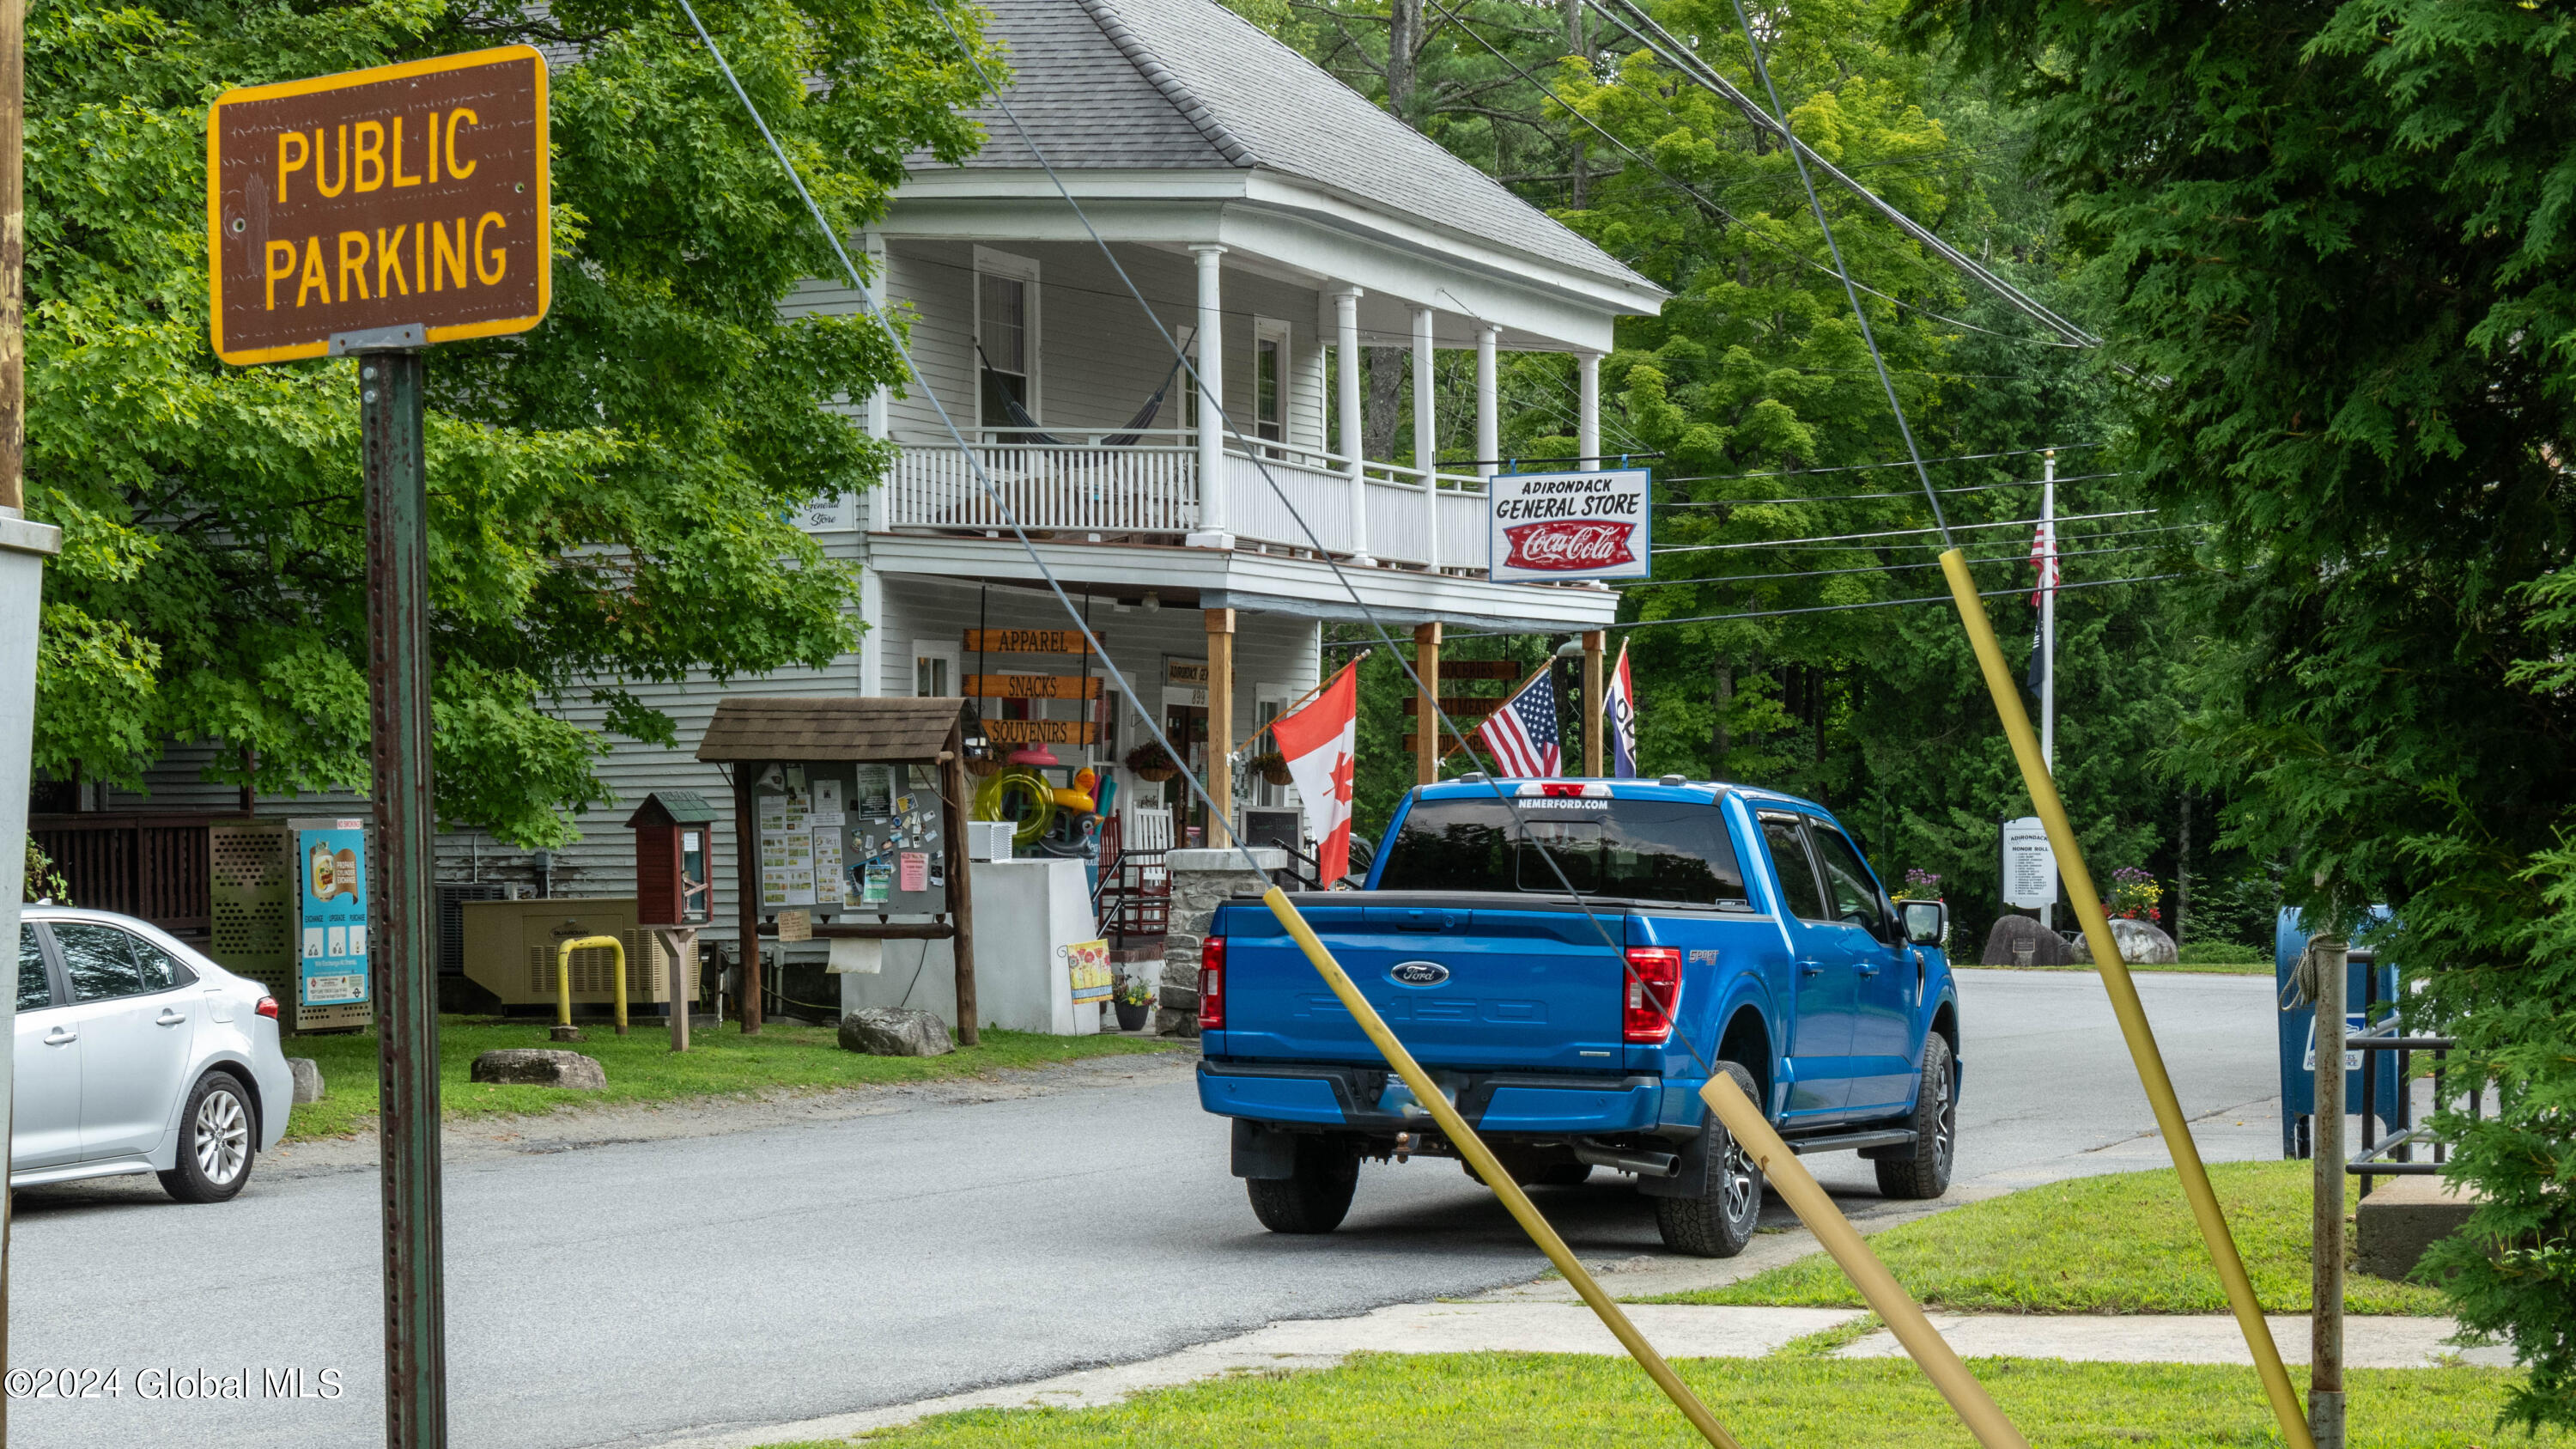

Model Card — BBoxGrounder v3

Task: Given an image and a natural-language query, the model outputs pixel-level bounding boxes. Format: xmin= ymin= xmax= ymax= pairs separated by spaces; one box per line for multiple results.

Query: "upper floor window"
xmin=1253 ymin=322 xmax=1287 ymax=445
xmin=975 ymin=248 xmax=1041 ymax=435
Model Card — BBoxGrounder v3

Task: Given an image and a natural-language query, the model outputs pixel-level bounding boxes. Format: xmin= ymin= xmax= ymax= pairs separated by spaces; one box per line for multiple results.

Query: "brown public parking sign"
xmin=206 ymin=46 xmax=550 ymax=364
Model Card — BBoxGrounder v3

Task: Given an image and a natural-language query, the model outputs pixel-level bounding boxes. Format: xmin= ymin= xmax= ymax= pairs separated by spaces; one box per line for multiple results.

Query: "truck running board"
xmin=1782 ymin=1128 xmax=1917 ymax=1156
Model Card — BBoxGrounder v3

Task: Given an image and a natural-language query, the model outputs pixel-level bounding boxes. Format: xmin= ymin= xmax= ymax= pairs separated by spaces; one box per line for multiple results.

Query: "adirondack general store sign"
xmin=1486 ymin=467 xmax=1652 ymax=581
xmin=205 ymin=46 xmax=550 ymax=364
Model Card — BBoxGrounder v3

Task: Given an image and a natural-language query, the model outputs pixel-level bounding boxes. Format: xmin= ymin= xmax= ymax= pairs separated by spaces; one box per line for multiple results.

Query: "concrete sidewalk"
xmin=662 ymin=1300 xmax=2506 ymax=1448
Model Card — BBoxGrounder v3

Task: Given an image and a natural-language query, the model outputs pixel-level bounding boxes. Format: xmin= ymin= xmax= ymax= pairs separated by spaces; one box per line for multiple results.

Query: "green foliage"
xmin=27 ymin=0 xmax=995 ymax=844
xmin=2186 ymin=867 xmax=2281 ymax=953
xmin=1918 ymin=0 xmax=2576 ymax=1425
xmin=22 ymin=837 xmax=72 ymax=904
xmin=2175 ymin=941 xmax=2266 ymax=967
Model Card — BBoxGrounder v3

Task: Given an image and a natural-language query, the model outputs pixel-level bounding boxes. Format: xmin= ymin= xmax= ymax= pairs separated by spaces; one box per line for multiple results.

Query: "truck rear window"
xmin=1376 ymin=798 xmax=1750 ymax=907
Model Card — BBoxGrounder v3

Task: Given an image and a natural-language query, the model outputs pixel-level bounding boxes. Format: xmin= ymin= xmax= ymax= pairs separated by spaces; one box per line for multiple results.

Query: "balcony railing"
xmin=881 ymin=429 xmax=1494 ymax=573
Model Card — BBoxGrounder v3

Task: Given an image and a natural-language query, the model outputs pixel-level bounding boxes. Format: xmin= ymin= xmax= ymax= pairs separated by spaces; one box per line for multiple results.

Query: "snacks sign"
xmin=1485 ymin=467 xmax=1653 ymax=581
xmin=205 ymin=46 xmax=550 ymax=364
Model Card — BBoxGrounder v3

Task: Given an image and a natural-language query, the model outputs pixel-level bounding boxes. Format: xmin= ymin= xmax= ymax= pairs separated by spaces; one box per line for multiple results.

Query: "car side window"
xmin=131 ymin=936 xmax=197 ymax=992
xmin=18 ymin=925 xmax=52 ymax=1012
xmin=1808 ymin=825 xmax=1891 ymax=937
xmin=52 ymin=922 xmax=145 ymax=1002
xmin=1759 ymin=817 xmax=1830 ymax=922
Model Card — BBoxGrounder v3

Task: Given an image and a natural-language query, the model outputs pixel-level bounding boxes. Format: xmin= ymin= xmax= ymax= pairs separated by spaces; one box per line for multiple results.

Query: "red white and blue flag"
xmin=1475 ymin=668 xmax=1563 ymax=778
xmin=1604 ymin=642 xmax=1638 ymax=778
xmin=2029 ymin=521 xmax=2058 ymax=606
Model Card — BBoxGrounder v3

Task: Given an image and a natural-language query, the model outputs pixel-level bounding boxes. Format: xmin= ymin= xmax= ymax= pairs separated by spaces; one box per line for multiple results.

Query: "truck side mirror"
xmin=1901 ymin=899 xmax=1947 ymax=947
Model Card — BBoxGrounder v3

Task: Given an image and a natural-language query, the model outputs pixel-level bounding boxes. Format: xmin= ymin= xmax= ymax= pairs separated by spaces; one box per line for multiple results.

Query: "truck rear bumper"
xmin=1198 ymin=1060 xmax=1662 ymax=1135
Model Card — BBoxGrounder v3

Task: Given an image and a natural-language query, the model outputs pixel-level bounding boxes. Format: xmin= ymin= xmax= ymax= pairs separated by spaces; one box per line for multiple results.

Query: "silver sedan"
xmin=14 ymin=907 xmax=295 ymax=1202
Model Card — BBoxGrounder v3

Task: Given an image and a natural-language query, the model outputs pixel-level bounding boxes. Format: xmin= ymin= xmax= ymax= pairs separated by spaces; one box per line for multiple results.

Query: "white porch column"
xmin=1187 ymin=244 xmax=1232 ymax=549
xmin=1334 ymin=287 xmax=1371 ymax=566
xmin=1577 ymin=350 xmax=1602 ymax=471
xmin=1475 ymin=325 xmax=1500 ymax=482
xmin=862 ymin=231 xmax=891 ymax=442
xmin=1413 ymin=306 xmax=1438 ymax=571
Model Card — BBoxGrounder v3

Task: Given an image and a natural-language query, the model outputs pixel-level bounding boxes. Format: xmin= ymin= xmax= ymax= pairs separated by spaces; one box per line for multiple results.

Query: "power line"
xmin=1650 ymin=508 xmax=2153 ymax=556
xmin=1657 ymin=443 xmax=2107 ymax=484
xmin=1615 ymin=536 xmax=2197 ymax=590
xmin=1656 ymin=470 xmax=2126 ymax=509
xmin=1412 ymin=570 xmax=2187 ymax=642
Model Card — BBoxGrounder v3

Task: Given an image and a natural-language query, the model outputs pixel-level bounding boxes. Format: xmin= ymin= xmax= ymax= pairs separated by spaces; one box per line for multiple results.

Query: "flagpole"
xmin=2039 ymin=448 xmax=2057 ymax=935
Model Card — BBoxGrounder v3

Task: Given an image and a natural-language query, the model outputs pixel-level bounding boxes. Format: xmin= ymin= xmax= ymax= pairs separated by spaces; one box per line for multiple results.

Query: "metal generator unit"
xmin=457 ymin=897 xmax=697 ymax=1015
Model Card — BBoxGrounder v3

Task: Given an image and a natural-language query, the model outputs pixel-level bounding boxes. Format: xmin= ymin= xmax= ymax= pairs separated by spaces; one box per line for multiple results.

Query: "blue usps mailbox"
xmin=2275 ymin=905 xmax=2401 ymax=1158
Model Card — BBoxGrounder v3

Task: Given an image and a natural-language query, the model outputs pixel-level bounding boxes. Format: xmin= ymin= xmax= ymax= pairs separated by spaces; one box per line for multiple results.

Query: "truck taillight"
xmin=1623 ymin=947 xmax=1680 ymax=1044
xmin=1198 ymin=935 xmax=1225 ymax=1031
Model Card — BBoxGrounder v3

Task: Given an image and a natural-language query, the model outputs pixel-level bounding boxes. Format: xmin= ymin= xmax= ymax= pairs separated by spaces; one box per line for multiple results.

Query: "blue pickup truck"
xmin=1194 ymin=776 xmax=1960 ymax=1257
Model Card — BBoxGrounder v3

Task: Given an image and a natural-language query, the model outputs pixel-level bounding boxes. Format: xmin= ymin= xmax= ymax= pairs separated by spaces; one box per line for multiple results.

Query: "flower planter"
xmin=1135 ymin=766 xmax=1177 ymax=783
xmin=1115 ymin=1001 xmax=1151 ymax=1031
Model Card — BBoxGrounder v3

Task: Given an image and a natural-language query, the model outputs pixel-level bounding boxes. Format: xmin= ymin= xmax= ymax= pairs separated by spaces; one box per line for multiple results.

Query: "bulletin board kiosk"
xmin=696 ymin=697 xmax=985 ymax=1042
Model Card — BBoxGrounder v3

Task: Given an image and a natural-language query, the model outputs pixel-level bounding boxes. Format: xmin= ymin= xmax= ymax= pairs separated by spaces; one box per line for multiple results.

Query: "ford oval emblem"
xmin=1390 ymin=960 xmax=1450 ymax=986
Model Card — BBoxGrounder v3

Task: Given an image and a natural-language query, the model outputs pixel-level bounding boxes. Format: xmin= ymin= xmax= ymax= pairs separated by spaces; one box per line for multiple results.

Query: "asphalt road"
xmin=9 ymin=967 xmax=2286 ymax=1448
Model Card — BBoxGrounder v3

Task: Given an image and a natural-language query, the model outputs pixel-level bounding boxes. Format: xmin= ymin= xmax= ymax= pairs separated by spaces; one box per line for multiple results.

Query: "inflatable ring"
xmin=972 ymin=766 xmax=1057 ymax=847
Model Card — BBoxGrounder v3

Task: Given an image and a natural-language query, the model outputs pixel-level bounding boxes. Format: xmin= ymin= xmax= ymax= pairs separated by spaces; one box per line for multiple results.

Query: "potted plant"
xmin=1114 ymin=974 xmax=1154 ymax=1031
xmin=1124 ymin=741 xmax=1179 ymax=782
xmin=1250 ymin=748 xmax=1293 ymax=788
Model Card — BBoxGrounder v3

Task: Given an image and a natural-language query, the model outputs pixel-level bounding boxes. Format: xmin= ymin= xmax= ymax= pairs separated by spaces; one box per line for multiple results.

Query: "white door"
xmin=14 ymin=924 xmax=81 ymax=1170
xmin=51 ymin=922 xmax=200 ymax=1162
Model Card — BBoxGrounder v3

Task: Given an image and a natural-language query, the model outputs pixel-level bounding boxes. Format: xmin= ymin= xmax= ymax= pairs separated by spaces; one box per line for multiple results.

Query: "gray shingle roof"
xmin=925 ymin=0 xmax=1653 ymax=291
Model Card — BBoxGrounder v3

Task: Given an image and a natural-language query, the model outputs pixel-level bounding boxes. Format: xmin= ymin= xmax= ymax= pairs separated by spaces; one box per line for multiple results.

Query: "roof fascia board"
xmin=864 ymin=533 xmax=1619 ymax=630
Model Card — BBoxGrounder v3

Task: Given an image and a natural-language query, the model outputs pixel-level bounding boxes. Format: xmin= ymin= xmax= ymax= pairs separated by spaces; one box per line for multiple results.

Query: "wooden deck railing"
xmin=29 ymin=813 xmax=229 ymax=936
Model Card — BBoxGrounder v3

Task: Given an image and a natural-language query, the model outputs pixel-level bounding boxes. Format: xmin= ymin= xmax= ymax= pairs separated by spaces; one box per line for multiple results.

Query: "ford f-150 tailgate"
xmin=1214 ymin=896 xmax=1628 ymax=1070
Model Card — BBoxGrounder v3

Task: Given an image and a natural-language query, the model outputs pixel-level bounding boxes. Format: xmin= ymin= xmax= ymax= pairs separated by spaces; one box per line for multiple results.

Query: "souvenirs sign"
xmin=206 ymin=46 xmax=550 ymax=364
xmin=1486 ymin=467 xmax=1653 ymax=581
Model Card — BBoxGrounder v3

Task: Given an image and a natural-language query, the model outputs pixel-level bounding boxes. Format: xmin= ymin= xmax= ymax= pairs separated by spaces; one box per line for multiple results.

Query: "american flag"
xmin=2029 ymin=521 xmax=2058 ymax=606
xmin=1475 ymin=669 xmax=1563 ymax=777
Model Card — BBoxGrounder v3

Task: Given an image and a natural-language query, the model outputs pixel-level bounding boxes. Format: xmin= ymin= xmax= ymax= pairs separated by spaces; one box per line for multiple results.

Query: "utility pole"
xmin=2309 ymin=931 xmax=2348 ymax=1449
xmin=2038 ymin=450 xmax=2057 ymax=933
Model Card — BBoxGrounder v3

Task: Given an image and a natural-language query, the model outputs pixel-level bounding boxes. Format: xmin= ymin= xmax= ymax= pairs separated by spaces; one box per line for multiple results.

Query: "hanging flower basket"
xmin=963 ymin=752 xmax=1003 ymax=778
xmin=1125 ymin=742 xmax=1179 ymax=782
xmin=1251 ymin=750 xmax=1293 ymax=788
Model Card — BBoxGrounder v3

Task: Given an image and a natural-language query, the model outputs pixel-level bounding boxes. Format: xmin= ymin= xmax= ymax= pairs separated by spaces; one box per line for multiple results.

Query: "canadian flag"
xmin=1272 ymin=661 xmax=1361 ymax=886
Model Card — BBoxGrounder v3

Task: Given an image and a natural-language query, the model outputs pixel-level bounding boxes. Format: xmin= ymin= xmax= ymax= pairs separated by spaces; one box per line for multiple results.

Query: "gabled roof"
xmin=925 ymin=0 xmax=1656 ymax=293
xmin=696 ymin=698 xmax=981 ymax=763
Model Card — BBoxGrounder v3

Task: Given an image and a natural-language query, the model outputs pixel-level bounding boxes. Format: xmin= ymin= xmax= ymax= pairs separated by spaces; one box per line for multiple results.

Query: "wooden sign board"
xmin=1400 ymin=696 xmax=1508 ymax=717
xmin=984 ymin=719 xmax=1099 ymax=746
xmin=206 ymin=46 xmax=550 ymax=365
xmin=965 ymin=673 xmax=1102 ymax=700
xmin=1439 ymin=661 xmax=1530 ymax=680
xmin=964 ymin=629 xmax=1093 ymax=655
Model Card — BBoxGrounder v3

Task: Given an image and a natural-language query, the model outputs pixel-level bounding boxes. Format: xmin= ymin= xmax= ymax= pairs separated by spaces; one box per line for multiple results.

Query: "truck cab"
xmin=1194 ymin=776 xmax=1960 ymax=1256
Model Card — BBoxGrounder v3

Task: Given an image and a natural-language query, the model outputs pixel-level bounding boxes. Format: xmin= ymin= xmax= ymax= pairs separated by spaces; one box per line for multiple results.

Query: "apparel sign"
xmin=2000 ymin=816 xmax=2058 ymax=909
xmin=205 ymin=46 xmax=550 ymax=364
xmin=1486 ymin=467 xmax=1653 ymax=581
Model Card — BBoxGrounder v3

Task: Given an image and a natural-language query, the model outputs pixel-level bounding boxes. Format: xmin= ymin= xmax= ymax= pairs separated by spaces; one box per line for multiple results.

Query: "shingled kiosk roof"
xmin=914 ymin=0 xmax=1653 ymax=292
xmin=695 ymin=697 xmax=980 ymax=764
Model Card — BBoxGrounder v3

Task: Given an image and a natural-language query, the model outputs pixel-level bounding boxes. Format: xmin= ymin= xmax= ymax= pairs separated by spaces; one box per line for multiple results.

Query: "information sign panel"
xmin=296 ymin=820 xmax=373 ymax=1008
xmin=206 ymin=46 xmax=550 ymax=364
xmin=2000 ymin=816 xmax=2058 ymax=910
xmin=1486 ymin=467 xmax=1653 ymax=581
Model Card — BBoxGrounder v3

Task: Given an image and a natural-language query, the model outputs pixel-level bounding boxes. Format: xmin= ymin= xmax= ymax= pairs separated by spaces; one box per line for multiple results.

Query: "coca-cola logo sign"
xmin=1503 ymin=521 xmax=1637 ymax=571
xmin=1486 ymin=466 xmax=1654 ymax=581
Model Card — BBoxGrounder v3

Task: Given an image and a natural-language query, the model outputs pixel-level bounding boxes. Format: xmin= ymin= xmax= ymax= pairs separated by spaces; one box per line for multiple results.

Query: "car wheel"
xmin=1874 ymin=1032 xmax=1957 ymax=1201
xmin=159 ymin=1071 xmax=257 ymax=1204
xmin=1653 ymin=1061 xmax=1764 ymax=1257
xmin=1246 ymin=1133 xmax=1359 ymax=1233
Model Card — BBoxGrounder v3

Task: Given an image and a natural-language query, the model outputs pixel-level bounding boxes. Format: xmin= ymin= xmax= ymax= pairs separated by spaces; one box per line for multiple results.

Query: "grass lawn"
xmin=280 ymin=1018 xmax=1179 ymax=1141
xmin=793 ymin=1353 xmax=2537 ymax=1447
xmin=1644 ymin=1160 xmax=2449 ymax=1316
xmin=1978 ymin=959 xmax=2272 ymax=976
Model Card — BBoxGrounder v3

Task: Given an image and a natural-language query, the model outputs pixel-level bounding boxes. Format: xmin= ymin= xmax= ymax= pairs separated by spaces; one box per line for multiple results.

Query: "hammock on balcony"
xmin=977 ymin=342 xmax=1185 ymax=448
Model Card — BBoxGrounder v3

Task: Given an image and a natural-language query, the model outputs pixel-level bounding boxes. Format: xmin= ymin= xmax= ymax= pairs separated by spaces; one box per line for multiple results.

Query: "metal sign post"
xmin=207 ymin=47 xmax=550 ymax=1449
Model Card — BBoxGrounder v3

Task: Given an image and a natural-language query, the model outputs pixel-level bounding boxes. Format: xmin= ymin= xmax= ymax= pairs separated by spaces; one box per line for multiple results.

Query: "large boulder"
xmin=1980 ymin=914 xmax=2079 ymax=967
xmin=2062 ymin=917 xmax=2180 ymax=965
xmin=470 ymin=1049 xmax=607 ymax=1090
xmin=838 ymin=1007 xmax=955 ymax=1057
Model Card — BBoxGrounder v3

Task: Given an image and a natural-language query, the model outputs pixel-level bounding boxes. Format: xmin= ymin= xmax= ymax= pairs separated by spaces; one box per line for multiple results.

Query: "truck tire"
xmin=1874 ymin=1032 xmax=1957 ymax=1201
xmin=1652 ymin=1062 xmax=1763 ymax=1257
xmin=1247 ymin=1133 xmax=1360 ymax=1233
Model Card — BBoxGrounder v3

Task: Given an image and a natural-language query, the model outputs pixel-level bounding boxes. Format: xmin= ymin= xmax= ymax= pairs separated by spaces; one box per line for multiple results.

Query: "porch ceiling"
xmin=864 ymin=534 xmax=1619 ymax=633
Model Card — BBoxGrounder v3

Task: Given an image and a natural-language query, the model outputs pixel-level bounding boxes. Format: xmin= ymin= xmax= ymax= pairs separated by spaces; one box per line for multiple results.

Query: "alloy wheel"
xmin=195 ymin=1087 xmax=250 ymax=1184
xmin=1719 ymin=1136 xmax=1759 ymax=1225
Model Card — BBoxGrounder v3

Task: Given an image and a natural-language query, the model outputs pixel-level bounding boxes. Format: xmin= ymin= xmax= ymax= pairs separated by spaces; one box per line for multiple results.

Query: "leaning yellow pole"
xmin=554 ymin=935 xmax=629 ymax=1038
xmin=1261 ymin=888 xmax=1744 ymax=1449
xmin=1938 ymin=550 xmax=2315 ymax=1449
xmin=1699 ymin=1075 xmax=2027 ymax=1448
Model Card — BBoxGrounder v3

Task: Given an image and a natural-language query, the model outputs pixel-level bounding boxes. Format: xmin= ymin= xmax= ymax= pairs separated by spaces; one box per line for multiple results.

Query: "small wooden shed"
xmin=696 ymin=697 xmax=987 ymax=1040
